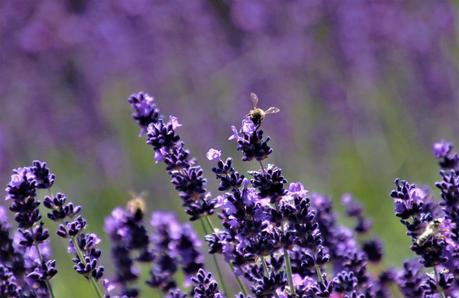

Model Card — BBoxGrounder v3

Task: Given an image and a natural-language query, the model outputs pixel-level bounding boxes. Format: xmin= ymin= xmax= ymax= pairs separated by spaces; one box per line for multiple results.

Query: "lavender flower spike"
xmin=148 ymin=211 xmax=204 ymax=293
xmin=0 ymin=206 xmax=29 ymax=297
xmin=128 ymin=92 xmax=160 ymax=136
xmin=128 ymin=92 xmax=216 ymax=220
xmin=5 ymin=163 xmax=57 ymax=298
xmin=104 ymin=197 xmax=152 ymax=297
xmin=41 ymin=177 xmax=105 ymax=297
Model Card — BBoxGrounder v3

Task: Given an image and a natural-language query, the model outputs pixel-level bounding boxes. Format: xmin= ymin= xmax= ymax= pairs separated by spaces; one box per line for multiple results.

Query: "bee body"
xmin=247 ymin=93 xmax=279 ymax=126
xmin=249 ymin=108 xmax=266 ymax=126
xmin=127 ymin=192 xmax=147 ymax=218
xmin=416 ymin=219 xmax=442 ymax=246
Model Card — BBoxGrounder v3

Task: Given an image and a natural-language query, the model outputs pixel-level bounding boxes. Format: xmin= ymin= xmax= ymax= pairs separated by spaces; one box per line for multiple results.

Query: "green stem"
xmin=204 ymin=216 xmax=249 ymax=296
xmin=71 ymin=237 xmax=104 ymax=298
xmin=259 ymin=161 xmax=266 ymax=173
xmin=278 ymin=196 xmax=295 ymax=295
xmin=261 ymin=257 xmax=269 ymax=275
xmin=434 ymin=266 xmax=446 ymax=298
xmin=32 ymin=241 xmax=55 ymax=298
xmin=315 ymin=265 xmax=324 ymax=283
xmin=199 ymin=218 xmax=228 ymax=297
xmin=228 ymin=262 xmax=248 ymax=296
xmin=204 ymin=216 xmax=217 ymax=231
xmin=283 ymin=247 xmax=295 ymax=295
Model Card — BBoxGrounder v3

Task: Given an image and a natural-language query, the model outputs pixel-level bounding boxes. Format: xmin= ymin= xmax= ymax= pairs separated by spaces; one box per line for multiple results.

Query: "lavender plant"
xmin=3 ymin=161 xmax=107 ymax=298
xmin=104 ymin=197 xmax=152 ymax=297
xmin=1 ymin=89 xmax=458 ymax=297
xmin=126 ymin=91 xmax=458 ymax=298
xmin=5 ymin=163 xmax=57 ymax=297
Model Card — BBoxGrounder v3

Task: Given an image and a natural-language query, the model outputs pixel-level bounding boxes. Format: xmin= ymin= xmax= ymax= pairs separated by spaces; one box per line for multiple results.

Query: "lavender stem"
xmin=32 ymin=239 xmax=55 ymax=298
xmin=259 ymin=157 xmax=295 ymax=295
xmin=199 ymin=218 xmax=228 ymax=296
xmin=261 ymin=257 xmax=280 ymax=298
xmin=260 ymin=256 xmax=269 ymax=276
xmin=259 ymin=161 xmax=265 ymax=173
xmin=315 ymin=264 xmax=324 ymax=283
xmin=434 ymin=266 xmax=446 ymax=298
xmin=70 ymin=237 xmax=104 ymax=298
xmin=282 ymin=241 xmax=295 ymax=295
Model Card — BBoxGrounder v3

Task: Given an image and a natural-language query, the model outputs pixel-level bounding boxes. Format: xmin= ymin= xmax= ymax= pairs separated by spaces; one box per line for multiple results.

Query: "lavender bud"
xmin=30 ymin=160 xmax=55 ymax=189
xmin=192 ymin=269 xmax=224 ymax=298
xmin=128 ymin=92 xmax=160 ymax=136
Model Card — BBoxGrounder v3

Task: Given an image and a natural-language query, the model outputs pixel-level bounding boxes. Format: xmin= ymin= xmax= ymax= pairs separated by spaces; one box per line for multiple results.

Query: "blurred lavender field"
xmin=1 ymin=1 xmax=459 ymax=296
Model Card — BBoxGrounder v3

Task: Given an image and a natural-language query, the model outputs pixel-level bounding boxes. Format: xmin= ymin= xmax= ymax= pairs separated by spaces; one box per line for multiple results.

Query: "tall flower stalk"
xmin=5 ymin=162 xmax=57 ymax=298
xmin=128 ymin=92 xmax=232 ymax=293
xmin=38 ymin=163 xmax=106 ymax=298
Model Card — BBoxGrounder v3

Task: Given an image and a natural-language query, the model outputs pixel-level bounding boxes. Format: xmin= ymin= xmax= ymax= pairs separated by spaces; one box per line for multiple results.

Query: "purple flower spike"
xmin=5 ymin=167 xmax=36 ymax=201
xmin=0 ymin=206 xmax=28 ymax=296
xmin=129 ymin=93 xmax=216 ymax=220
xmin=128 ymin=92 xmax=160 ymax=136
xmin=148 ymin=211 xmax=204 ymax=293
xmin=5 ymin=162 xmax=58 ymax=297
xmin=72 ymin=233 xmax=104 ymax=280
xmin=104 ymin=198 xmax=151 ymax=297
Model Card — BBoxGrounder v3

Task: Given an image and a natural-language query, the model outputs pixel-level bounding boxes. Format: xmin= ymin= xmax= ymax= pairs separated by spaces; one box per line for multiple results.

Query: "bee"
xmin=416 ymin=218 xmax=443 ymax=246
xmin=248 ymin=93 xmax=280 ymax=126
xmin=127 ymin=192 xmax=147 ymax=217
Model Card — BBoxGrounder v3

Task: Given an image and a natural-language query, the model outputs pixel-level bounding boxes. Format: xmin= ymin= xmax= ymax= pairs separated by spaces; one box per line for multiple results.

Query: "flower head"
xmin=191 ymin=269 xmax=224 ymax=298
xmin=206 ymin=148 xmax=222 ymax=161
xmin=30 ymin=160 xmax=55 ymax=189
xmin=128 ymin=92 xmax=160 ymax=135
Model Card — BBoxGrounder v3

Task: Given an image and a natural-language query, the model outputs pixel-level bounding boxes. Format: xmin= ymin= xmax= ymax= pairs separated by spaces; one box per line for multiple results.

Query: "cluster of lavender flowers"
xmin=104 ymin=200 xmax=206 ymax=297
xmin=1 ymin=160 xmax=208 ymax=298
xmin=388 ymin=140 xmax=459 ymax=297
xmin=2 ymin=161 xmax=106 ymax=298
xmin=127 ymin=91 xmax=458 ymax=298
xmin=1 ymin=88 xmax=458 ymax=297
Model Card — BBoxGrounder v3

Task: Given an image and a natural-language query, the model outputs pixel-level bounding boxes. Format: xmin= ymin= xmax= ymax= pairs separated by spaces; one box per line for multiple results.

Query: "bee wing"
xmin=250 ymin=93 xmax=259 ymax=109
xmin=265 ymin=107 xmax=280 ymax=114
